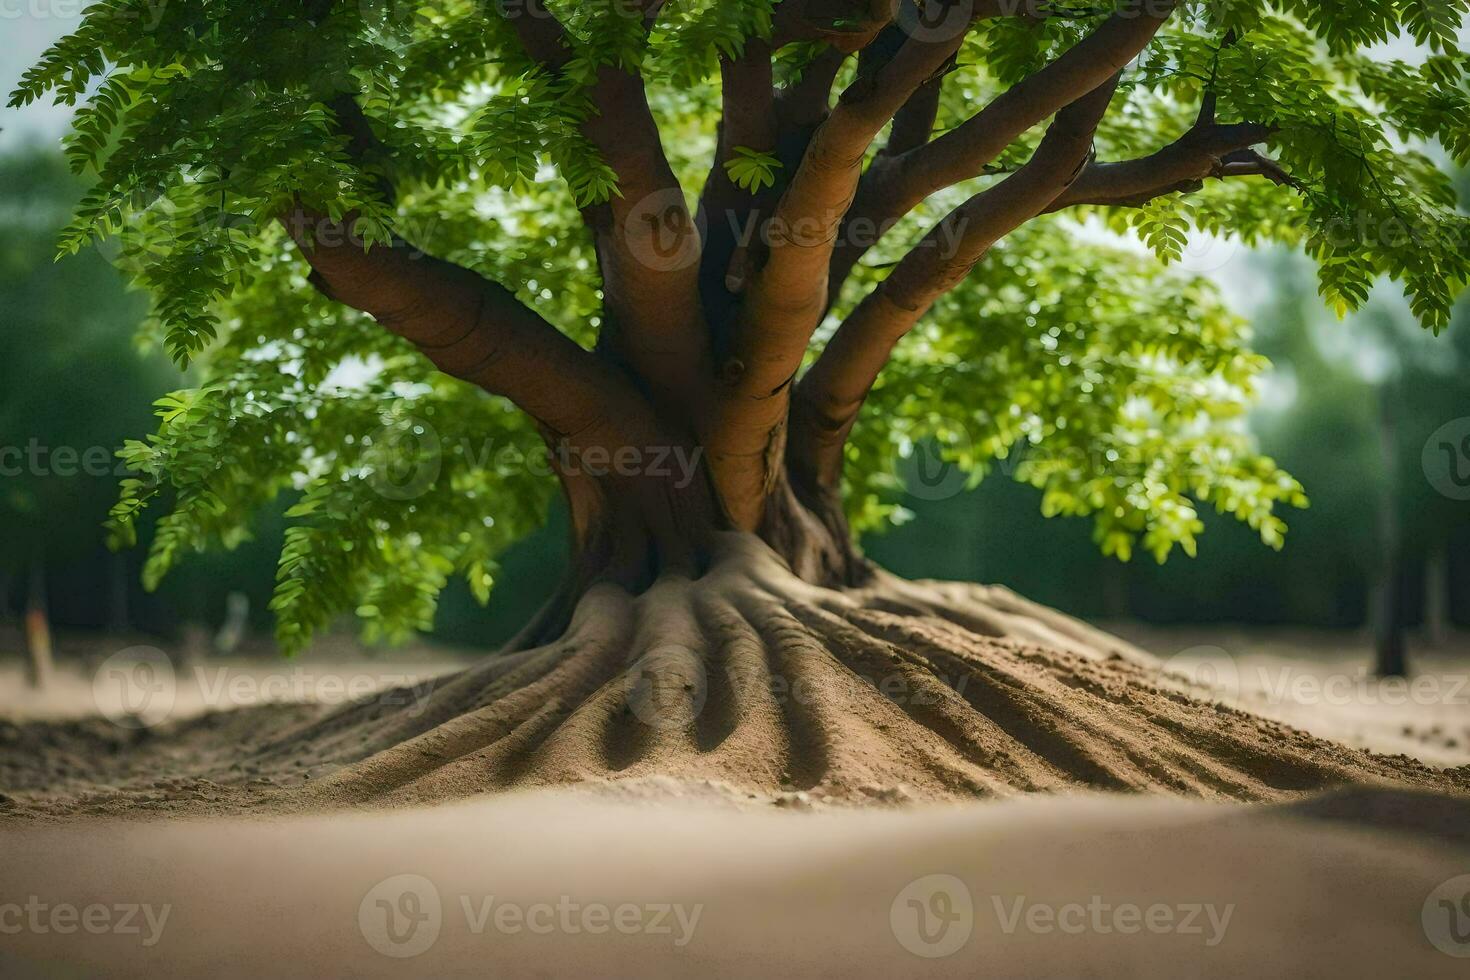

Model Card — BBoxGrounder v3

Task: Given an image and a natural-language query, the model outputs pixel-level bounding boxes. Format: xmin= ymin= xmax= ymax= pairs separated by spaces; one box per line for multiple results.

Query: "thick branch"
xmin=772 ymin=0 xmax=892 ymax=51
xmin=883 ymin=64 xmax=947 ymax=156
xmin=698 ymin=40 xmax=779 ymax=322
xmin=282 ymin=208 xmax=652 ymax=455
xmin=792 ymin=75 xmax=1120 ymax=488
xmin=1046 ymin=121 xmax=1277 ymax=210
xmin=729 ymin=28 xmax=969 ymax=397
xmin=773 ymin=0 xmax=1051 ymax=49
xmin=776 ymin=45 xmax=849 ymax=133
xmin=704 ymin=26 xmax=970 ymax=528
xmin=828 ymin=0 xmax=1178 ymax=294
xmin=501 ymin=1 xmax=706 ymax=403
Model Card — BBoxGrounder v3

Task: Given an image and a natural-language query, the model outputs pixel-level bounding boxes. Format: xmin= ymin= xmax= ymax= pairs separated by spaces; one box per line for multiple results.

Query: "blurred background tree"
xmin=870 ymin=188 xmax=1470 ymax=678
xmin=0 ymin=148 xmax=286 ymax=674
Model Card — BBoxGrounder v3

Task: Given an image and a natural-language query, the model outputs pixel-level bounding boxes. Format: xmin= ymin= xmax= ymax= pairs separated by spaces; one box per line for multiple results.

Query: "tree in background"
xmin=11 ymin=1 xmax=1469 ymax=792
xmin=870 ymin=245 xmax=1470 ymax=667
xmin=1252 ymin=244 xmax=1470 ymax=676
xmin=1230 ymin=157 xmax=1470 ymax=672
xmin=1 ymin=150 xmax=284 ymax=666
xmin=0 ymin=150 xmax=166 ymax=681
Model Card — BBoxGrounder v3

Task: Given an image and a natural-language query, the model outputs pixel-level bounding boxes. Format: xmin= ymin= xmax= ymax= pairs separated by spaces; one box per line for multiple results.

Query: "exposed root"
xmin=6 ymin=533 xmax=1467 ymax=817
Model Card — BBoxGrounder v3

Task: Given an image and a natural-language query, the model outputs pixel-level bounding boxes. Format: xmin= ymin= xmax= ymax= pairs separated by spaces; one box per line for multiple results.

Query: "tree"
xmin=1244 ymin=238 xmax=1470 ymax=677
xmin=12 ymin=0 xmax=1470 ymax=799
xmin=0 ymin=150 xmax=168 ymax=682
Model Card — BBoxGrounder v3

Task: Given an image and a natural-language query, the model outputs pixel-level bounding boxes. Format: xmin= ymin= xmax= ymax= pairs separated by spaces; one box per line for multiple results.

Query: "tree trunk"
xmin=1372 ymin=563 xmax=1409 ymax=679
xmin=24 ymin=562 xmax=54 ymax=690
xmin=1423 ymin=545 xmax=1450 ymax=649
xmin=106 ymin=550 xmax=130 ymax=635
xmin=16 ymin=450 xmax=1468 ymax=814
xmin=1372 ymin=385 xmax=1408 ymax=678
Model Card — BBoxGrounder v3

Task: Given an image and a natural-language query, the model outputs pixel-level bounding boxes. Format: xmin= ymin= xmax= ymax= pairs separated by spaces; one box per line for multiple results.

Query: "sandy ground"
xmin=0 ymin=627 xmax=472 ymax=724
xmin=3 ymin=625 xmax=1470 ymax=976
xmin=1118 ymin=625 xmax=1470 ymax=767
xmin=2 ymin=787 xmax=1469 ymax=977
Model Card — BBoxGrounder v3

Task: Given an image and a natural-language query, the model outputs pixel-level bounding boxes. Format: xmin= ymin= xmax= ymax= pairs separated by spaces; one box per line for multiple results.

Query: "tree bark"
xmin=1372 ymin=385 xmax=1408 ymax=678
xmin=24 ymin=561 xmax=53 ymax=690
xmin=1423 ymin=545 xmax=1450 ymax=649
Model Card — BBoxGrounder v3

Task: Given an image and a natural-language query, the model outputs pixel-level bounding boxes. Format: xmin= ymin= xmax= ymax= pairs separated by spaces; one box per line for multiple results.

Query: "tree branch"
xmin=499 ymin=0 xmax=706 ymax=404
xmin=1045 ymin=124 xmax=1289 ymax=210
xmin=282 ymin=207 xmax=653 ymax=456
xmin=772 ymin=0 xmax=1053 ymax=50
xmin=792 ymin=74 xmax=1120 ymax=488
xmin=772 ymin=0 xmax=893 ymax=51
xmin=883 ymin=61 xmax=948 ymax=156
xmin=776 ymin=44 xmax=850 ymax=132
xmin=827 ymin=0 xmax=1178 ymax=295
xmin=697 ymin=40 xmax=779 ymax=325
xmin=703 ymin=24 xmax=972 ymax=528
xmin=728 ymin=27 xmax=970 ymax=396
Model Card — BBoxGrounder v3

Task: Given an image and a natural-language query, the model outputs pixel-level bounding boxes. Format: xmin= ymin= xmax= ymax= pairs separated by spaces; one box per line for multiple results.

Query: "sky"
xmin=0 ymin=3 xmax=87 ymax=150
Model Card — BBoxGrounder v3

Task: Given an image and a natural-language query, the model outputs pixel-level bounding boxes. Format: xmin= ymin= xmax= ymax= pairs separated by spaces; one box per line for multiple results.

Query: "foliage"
xmin=843 ymin=221 xmax=1307 ymax=563
xmin=13 ymin=0 xmax=1468 ymax=648
xmin=724 ymin=146 xmax=783 ymax=192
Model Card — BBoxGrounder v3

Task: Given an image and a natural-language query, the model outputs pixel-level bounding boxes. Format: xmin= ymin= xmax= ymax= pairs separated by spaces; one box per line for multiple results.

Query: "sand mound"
xmin=3 ymin=535 xmax=1466 ymax=817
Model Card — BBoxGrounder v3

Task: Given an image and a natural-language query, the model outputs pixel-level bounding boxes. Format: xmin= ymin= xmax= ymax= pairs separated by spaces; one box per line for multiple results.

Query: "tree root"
xmin=274 ymin=534 xmax=1467 ymax=810
xmin=6 ymin=534 xmax=1467 ymax=817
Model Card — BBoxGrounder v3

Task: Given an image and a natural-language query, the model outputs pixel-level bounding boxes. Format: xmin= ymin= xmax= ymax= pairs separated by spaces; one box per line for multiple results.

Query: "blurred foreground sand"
xmin=2 ymin=787 xmax=1468 ymax=978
